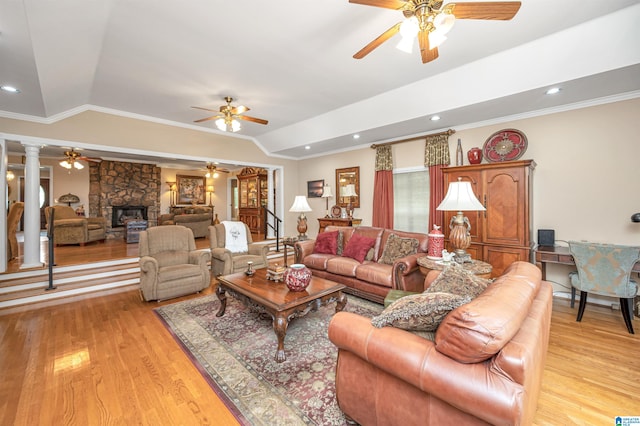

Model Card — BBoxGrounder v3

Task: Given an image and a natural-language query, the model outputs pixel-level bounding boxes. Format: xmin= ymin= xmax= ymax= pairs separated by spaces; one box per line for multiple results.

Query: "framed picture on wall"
xmin=307 ymin=179 xmax=324 ymax=198
xmin=176 ymin=175 xmax=206 ymax=205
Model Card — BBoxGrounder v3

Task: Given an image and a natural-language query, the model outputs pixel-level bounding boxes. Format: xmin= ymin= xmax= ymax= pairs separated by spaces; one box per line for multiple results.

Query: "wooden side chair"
xmin=569 ymin=241 xmax=640 ymax=334
xmin=7 ymin=201 xmax=24 ymax=261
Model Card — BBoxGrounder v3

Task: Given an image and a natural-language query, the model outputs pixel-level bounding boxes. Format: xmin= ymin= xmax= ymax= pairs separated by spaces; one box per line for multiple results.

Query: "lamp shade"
xmin=342 ymin=184 xmax=358 ymax=197
xmin=437 ymin=180 xmax=485 ymax=211
xmin=289 ymin=195 xmax=312 ymax=213
xmin=58 ymin=193 xmax=80 ymax=205
xmin=321 ymin=184 xmax=333 ymax=198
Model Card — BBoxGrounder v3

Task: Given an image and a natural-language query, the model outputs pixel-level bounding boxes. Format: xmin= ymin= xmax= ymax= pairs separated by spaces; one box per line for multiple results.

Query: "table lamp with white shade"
xmin=321 ymin=184 xmax=333 ymax=217
xmin=436 ymin=178 xmax=486 ymax=263
xmin=342 ymin=184 xmax=358 ymax=219
xmin=289 ymin=195 xmax=312 ymax=240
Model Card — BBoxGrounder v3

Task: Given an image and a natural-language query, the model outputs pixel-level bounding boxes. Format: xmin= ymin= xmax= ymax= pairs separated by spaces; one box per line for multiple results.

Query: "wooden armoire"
xmin=442 ymin=160 xmax=535 ymax=277
xmin=237 ymin=167 xmax=268 ymax=238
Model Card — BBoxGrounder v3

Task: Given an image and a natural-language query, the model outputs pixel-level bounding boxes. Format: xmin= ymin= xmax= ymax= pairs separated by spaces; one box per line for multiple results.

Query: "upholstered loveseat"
xmin=295 ymin=226 xmax=429 ymax=304
xmin=158 ymin=207 xmax=212 ymax=238
xmin=44 ymin=205 xmax=107 ymax=246
xmin=329 ymin=261 xmax=553 ymax=425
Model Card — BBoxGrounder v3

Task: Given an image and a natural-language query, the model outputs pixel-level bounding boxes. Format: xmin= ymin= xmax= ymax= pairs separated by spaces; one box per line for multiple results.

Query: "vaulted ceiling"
xmin=1 ymin=0 xmax=639 ymax=162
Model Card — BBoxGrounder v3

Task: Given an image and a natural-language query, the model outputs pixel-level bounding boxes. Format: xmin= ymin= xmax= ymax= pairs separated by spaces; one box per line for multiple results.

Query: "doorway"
xmin=19 ymin=177 xmax=51 ymax=230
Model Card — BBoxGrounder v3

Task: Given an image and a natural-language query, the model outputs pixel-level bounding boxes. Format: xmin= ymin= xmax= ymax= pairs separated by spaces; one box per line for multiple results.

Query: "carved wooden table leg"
xmin=272 ymin=313 xmax=289 ymax=363
xmin=335 ymin=291 xmax=347 ymax=313
xmin=215 ymin=284 xmax=227 ymax=317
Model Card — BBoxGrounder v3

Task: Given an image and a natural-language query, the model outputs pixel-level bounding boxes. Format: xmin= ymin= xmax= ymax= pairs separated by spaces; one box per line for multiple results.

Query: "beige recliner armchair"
xmin=44 ymin=205 xmax=107 ymax=246
xmin=138 ymin=225 xmax=211 ymax=301
xmin=209 ymin=222 xmax=269 ymax=276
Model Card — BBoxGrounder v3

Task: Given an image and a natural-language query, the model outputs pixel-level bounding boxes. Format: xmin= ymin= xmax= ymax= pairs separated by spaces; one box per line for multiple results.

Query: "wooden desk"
xmin=535 ymin=245 xmax=640 ymax=280
xmin=317 ymin=217 xmax=362 ymax=233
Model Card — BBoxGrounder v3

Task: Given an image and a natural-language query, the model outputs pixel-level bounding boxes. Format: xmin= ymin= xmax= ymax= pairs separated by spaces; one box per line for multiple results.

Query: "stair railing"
xmin=263 ymin=207 xmax=282 ymax=252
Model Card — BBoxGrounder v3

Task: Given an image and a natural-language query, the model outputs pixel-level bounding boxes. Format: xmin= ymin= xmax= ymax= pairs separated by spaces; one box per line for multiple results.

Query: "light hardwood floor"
xmin=2 ymin=241 xmax=639 ymax=425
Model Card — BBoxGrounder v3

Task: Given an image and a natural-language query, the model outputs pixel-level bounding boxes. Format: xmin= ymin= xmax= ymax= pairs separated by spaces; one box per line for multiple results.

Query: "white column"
xmin=0 ymin=140 xmax=7 ymax=273
xmin=21 ymin=143 xmax=43 ymax=269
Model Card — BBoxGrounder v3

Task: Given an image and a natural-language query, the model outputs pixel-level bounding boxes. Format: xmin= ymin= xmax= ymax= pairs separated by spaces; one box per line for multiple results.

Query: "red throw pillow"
xmin=342 ymin=234 xmax=376 ymax=263
xmin=313 ymin=230 xmax=339 ymax=255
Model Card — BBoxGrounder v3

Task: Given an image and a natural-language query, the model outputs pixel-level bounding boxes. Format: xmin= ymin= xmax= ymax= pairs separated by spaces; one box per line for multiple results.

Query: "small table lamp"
xmin=342 ymin=184 xmax=358 ymax=219
xmin=436 ymin=178 xmax=486 ymax=263
xmin=289 ymin=195 xmax=312 ymax=240
xmin=321 ymin=184 xmax=333 ymax=218
xmin=207 ymin=185 xmax=215 ymax=206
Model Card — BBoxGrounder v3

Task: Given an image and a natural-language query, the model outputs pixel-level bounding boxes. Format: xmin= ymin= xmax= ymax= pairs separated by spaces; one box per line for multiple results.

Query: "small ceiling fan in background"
xmin=59 ymin=148 xmax=101 ymax=172
xmin=192 ymin=97 xmax=269 ymax=133
xmin=350 ymin=0 xmax=521 ymax=63
xmin=203 ymin=163 xmax=230 ymax=179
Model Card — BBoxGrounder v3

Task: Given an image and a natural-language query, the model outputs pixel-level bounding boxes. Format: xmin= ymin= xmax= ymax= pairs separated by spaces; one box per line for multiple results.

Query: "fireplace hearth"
xmin=112 ymin=206 xmax=148 ymax=228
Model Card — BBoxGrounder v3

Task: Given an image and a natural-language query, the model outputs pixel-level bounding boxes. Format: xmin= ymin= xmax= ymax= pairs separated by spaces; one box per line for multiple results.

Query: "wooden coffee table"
xmin=215 ymin=269 xmax=347 ymax=363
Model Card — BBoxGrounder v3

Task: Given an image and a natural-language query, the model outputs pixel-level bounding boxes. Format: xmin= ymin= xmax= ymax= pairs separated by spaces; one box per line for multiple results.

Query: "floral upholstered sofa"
xmin=295 ymin=226 xmax=429 ymax=304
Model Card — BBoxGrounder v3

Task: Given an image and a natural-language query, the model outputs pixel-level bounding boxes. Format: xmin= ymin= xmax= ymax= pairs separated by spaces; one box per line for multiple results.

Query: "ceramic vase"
xmin=467 ymin=147 xmax=482 ymax=164
xmin=284 ymin=264 xmax=312 ymax=292
xmin=427 ymin=224 xmax=444 ymax=260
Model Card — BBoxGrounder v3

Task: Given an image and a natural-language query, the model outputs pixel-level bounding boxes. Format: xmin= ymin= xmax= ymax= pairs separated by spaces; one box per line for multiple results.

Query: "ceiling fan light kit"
xmin=193 ymin=96 xmax=268 ymax=133
xmin=351 ymin=0 xmax=521 ymax=63
xmin=60 ymin=149 xmax=85 ymax=171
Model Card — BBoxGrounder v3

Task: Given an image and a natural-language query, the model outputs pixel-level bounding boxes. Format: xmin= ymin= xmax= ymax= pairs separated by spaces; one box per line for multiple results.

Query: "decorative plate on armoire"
xmin=482 ymin=129 xmax=528 ymax=162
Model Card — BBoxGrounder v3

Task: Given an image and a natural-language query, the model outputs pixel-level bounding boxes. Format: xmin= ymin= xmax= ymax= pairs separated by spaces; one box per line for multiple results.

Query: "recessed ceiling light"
xmin=1 ymin=85 xmax=20 ymax=93
xmin=430 ymin=115 xmax=441 ymax=121
xmin=353 ymin=134 xmax=360 ymax=140
xmin=545 ymin=87 xmax=561 ymax=95
xmin=304 ymin=145 xmax=311 ymax=150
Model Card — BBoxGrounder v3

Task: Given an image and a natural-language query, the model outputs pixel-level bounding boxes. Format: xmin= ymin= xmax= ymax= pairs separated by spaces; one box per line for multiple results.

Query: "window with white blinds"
xmin=393 ymin=169 xmax=429 ymax=233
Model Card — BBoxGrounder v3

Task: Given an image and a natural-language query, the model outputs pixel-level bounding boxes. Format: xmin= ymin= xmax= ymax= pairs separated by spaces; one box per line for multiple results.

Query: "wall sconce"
xmin=6 ymin=170 xmax=15 ymax=182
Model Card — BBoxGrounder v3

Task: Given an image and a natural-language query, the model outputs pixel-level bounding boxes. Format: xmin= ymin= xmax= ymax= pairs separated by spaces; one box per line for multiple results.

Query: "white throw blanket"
xmin=222 ymin=221 xmax=248 ymax=253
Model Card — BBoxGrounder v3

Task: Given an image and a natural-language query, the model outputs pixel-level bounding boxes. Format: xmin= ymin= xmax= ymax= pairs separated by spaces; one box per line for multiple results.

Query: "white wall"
xmin=298 ymin=98 xmax=640 ymax=295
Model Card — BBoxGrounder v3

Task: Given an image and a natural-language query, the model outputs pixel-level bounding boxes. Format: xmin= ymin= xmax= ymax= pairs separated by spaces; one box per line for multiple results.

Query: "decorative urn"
xmin=284 ymin=264 xmax=312 ymax=292
xmin=467 ymin=147 xmax=483 ymax=164
xmin=427 ymin=224 xmax=444 ymax=260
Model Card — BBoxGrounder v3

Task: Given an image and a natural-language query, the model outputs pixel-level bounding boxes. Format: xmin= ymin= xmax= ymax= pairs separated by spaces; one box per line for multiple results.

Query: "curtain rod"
xmin=370 ymin=129 xmax=456 ymax=149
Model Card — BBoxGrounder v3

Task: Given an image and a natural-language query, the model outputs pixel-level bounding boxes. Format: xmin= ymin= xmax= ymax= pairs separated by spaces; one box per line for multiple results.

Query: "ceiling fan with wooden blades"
xmin=59 ymin=148 xmax=101 ymax=171
xmin=203 ymin=163 xmax=230 ymax=179
xmin=192 ymin=96 xmax=268 ymax=132
xmin=350 ymin=0 xmax=521 ymax=64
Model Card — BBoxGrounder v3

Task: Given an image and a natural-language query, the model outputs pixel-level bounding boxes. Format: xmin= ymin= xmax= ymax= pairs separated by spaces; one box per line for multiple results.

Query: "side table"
xmin=417 ymin=257 xmax=493 ymax=279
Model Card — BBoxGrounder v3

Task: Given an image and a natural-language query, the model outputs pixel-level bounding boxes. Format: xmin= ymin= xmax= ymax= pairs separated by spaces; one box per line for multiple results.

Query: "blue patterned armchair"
xmin=569 ymin=241 xmax=640 ymax=334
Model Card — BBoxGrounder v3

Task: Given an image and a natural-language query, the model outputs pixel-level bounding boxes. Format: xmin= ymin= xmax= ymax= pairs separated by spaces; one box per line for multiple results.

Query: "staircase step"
xmin=0 ymin=258 xmax=141 ymax=311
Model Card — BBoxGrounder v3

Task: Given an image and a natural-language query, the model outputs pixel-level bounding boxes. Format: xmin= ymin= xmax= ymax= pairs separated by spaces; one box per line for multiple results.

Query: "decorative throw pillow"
xmin=371 ymin=292 xmax=471 ymax=331
xmin=313 ymin=230 xmax=339 ymax=255
xmin=425 ymin=264 xmax=492 ymax=299
xmin=342 ymin=234 xmax=376 ymax=263
xmin=379 ymin=233 xmax=419 ymax=265
xmin=336 ymin=231 xmax=344 ymax=255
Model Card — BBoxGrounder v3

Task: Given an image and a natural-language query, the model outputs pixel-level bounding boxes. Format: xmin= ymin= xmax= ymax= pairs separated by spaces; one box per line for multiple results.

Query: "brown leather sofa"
xmin=329 ymin=261 xmax=553 ymax=425
xmin=295 ymin=226 xmax=429 ymax=304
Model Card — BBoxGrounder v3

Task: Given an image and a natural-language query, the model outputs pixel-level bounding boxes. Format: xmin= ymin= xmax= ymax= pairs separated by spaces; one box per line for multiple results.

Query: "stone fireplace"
xmin=89 ymin=160 xmax=160 ymax=239
xmin=111 ymin=205 xmax=148 ymax=228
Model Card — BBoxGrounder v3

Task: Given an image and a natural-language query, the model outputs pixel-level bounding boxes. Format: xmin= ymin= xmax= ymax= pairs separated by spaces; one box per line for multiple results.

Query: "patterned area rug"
xmin=155 ymin=293 xmax=383 ymax=425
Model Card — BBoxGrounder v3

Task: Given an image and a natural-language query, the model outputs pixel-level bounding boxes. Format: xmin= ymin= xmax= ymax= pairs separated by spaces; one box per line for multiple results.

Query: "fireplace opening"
xmin=112 ymin=206 xmax=148 ymax=228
